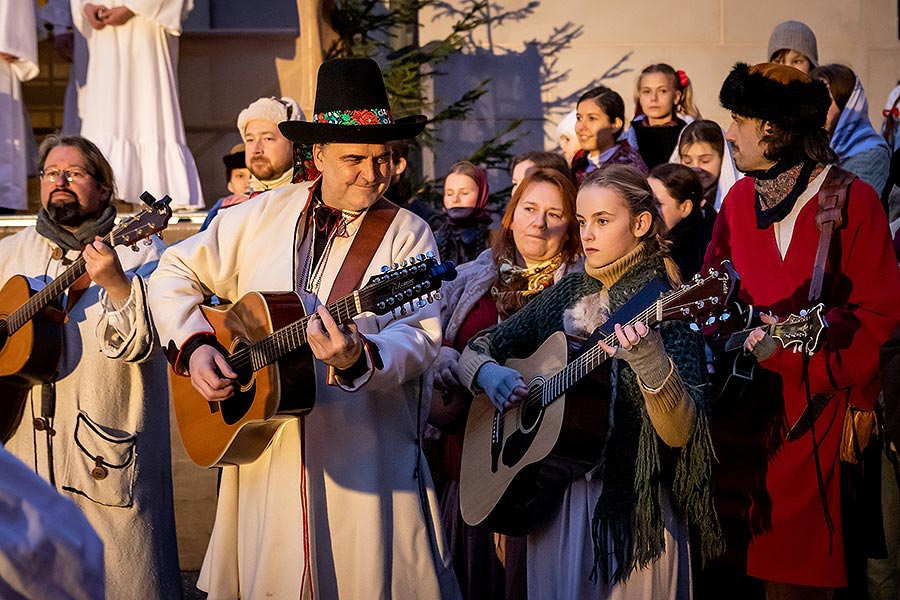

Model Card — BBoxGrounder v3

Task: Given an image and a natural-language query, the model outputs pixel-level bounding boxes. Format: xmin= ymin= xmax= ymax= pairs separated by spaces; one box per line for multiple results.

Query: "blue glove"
xmin=476 ymin=361 xmax=527 ymax=411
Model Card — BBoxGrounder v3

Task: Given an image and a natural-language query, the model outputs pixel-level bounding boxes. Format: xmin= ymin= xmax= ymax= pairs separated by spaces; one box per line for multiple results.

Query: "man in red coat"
xmin=702 ymin=62 xmax=900 ymax=599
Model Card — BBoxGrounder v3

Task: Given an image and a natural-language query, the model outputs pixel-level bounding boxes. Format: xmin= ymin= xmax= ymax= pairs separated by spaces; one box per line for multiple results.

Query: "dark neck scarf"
xmin=631 ymin=117 xmax=686 ymax=170
xmin=36 ymin=204 xmax=117 ymax=253
xmin=749 ymin=160 xmax=821 ymax=229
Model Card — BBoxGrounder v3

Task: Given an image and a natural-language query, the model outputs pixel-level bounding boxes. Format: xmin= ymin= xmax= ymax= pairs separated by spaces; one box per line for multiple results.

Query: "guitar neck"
xmin=539 ymin=301 xmax=662 ymax=407
xmin=723 ymin=322 xmax=789 ymax=353
xmin=7 ymin=256 xmax=88 ymax=335
xmin=241 ymin=293 xmax=362 ymax=370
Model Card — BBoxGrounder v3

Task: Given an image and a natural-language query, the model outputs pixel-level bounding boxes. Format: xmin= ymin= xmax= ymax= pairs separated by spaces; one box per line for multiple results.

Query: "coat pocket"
xmin=62 ymin=411 xmax=137 ymax=508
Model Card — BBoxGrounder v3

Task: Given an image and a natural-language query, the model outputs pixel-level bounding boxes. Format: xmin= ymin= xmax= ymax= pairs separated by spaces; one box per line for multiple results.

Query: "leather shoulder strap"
xmin=326 ymin=197 xmax=400 ymax=305
xmin=809 ymin=167 xmax=857 ymax=302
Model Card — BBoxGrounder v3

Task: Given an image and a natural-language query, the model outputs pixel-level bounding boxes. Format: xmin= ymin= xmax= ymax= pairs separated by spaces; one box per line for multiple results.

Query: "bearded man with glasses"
xmin=0 ymin=134 xmax=181 ymax=598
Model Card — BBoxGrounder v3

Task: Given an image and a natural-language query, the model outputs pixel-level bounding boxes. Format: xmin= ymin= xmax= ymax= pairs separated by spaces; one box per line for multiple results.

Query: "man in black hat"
xmin=149 ymin=58 xmax=460 ymax=599
xmin=701 ymin=63 xmax=900 ymax=598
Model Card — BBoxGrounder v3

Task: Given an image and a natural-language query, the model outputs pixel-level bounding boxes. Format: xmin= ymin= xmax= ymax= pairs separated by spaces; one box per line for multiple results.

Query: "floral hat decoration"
xmin=278 ymin=57 xmax=428 ymax=144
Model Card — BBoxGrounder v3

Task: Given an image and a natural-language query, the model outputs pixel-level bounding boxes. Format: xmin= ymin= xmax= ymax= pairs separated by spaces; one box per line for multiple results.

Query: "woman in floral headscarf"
xmin=431 ymin=161 xmax=494 ymax=266
xmin=427 ymin=167 xmax=583 ymax=599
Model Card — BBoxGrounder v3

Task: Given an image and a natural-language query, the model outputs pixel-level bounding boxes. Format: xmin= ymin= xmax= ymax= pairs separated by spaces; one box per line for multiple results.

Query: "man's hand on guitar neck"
xmin=307 ymin=305 xmax=363 ymax=372
xmin=83 ymin=236 xmax=132 ymax=302
xmin=189 ymin=345 xmax=238 ymax=402
xmin=745 ymin=312 xmax=779 ymax=361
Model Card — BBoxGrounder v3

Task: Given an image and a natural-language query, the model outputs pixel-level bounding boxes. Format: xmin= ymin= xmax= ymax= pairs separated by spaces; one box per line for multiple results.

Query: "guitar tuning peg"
xmin=426 ymin=294 xmax=434 ymax=303
xmin=381 ymin=265 xmax=390 ymax=273
xmin=156 ymin=233 xmax=164 ymax=241
xmin=689 ymin=323 xmax=700 ymax=332
xmin=393 ymin=262 xmax=400 ymax=269
xmin=433 ymin=290 xmax=442 ymax=301
xmin=416 ymin=253 xmax=426 ymax=261
xmin=144 ymin=239 xmax=152 ymax=246
xmin=131 ymin=245 xmax=140 ymax=252
xmin=417 ymin=299 xmax=427 ymax=309
xmin=425 ymin=250 xmax=434 ymax=258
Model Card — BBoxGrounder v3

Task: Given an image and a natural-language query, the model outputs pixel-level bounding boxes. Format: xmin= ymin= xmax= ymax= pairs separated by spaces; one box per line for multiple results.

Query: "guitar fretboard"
xmin=230 ymin=293 xmax=363 ymax=372
xmin=536 ymin=301 xmax=662 ymax=408
xmin=4 ymin=256 xmax=89 ymax=337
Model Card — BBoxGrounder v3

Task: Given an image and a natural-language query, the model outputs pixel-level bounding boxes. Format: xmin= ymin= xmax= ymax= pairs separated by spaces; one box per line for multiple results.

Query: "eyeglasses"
xmin=40 ymin=168 xmax=92 ymax=183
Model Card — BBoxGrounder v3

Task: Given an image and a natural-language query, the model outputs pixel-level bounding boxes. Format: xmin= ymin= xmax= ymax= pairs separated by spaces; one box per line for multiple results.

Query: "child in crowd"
xmin=199 ymin=143 xmax=251 ymax=231
xmin=811 ymin=63 xmax=893 ymax=196
xmin=649 ymin=163 xmax=712 ymax=279
xmin=767 ymin=20 xmax=818 ymax=74
xmin=625 ymin=64 xmax=701 ymax=170
xmin=571 ymin=86 xmax=647 ymax=185
xmin=434 ymin=160 xmax=493 ymax=265
xmin=677 ymin=119 xmax=741 ymax=211
xmin=509 ymin=150 xmax=572 ymax=194
xmin=555 ymin=109 xmax=581 ymax=165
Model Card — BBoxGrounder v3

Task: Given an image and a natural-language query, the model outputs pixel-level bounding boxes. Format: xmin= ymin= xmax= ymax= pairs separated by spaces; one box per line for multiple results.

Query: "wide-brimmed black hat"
xmin=279 ymin=58 xmax=427 ymax=144
xmin=719 ymin=62 xmax=830 ymax=131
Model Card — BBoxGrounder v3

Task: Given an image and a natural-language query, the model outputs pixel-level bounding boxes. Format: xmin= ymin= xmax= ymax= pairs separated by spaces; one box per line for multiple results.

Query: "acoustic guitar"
xmin=459 ymin=262 xmax=739 ymax=536
xmin=172 ymin=254 xmax=457 ymax=468
xmin=0 ymin=193 xmax=173 ymax=441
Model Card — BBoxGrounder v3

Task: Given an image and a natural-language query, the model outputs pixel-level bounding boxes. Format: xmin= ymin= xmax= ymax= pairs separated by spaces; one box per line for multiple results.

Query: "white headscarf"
xmin=670 ymin=121 xmax=742 ymax=211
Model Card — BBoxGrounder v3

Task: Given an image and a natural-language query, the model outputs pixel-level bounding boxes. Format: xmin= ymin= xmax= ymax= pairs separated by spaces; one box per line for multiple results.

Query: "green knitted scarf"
xmin=588 ymin=255 xmax=723 ymax=584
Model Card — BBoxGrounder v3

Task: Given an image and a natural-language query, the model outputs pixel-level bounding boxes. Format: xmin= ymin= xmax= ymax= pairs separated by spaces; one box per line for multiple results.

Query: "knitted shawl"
xmin=472 ymin=252 xmax=723 ymax=584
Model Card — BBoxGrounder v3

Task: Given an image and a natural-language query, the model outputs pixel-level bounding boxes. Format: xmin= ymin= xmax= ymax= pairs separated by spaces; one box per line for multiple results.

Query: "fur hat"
xmin=279 ymin=58 xmax=427 ymax=144
xmin=237 ymin=97 xmax=304 ymax=142
xmin=719 ymin=62 xmax=830 ymax=131
xmin=767 ymin=20 xmax=818 ymax=67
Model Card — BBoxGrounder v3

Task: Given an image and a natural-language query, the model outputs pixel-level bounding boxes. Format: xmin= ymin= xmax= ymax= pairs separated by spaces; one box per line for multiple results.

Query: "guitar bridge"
xmin=490 ymin=410 xmax=503 ymax=473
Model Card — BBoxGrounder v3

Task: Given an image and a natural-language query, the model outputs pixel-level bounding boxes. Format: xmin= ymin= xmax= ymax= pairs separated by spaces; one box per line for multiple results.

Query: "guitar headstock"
xmin=361 ymin=253 xmax=457 ymax=316
xmin=659 ymin=260 xmax=740 ymax=324
xmin=111 ymin=194 xmax=173 ymax=247
xmin=771 ymin=303 xmax=827 ymax=354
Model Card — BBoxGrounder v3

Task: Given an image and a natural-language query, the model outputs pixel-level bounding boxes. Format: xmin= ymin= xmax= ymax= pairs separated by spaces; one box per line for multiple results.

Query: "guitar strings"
xmin=225 ymin=274 xmax=401 ymax=371
xmin=511 ymin=282 xmax=714 ymax=417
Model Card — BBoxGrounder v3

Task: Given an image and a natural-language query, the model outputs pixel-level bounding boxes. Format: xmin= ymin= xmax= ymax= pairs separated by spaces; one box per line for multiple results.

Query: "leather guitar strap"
xmin=809 ymin=167 xmax=856 ymax=303
xmin=786 ymin=166 xmax=855 ymax=441
xmin=326 ymin=197 xmax=400 ymax=305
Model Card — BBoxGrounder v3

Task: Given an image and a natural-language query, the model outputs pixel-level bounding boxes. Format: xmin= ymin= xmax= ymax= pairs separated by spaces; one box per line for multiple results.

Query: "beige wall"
xmin=176 ymin=1 xmax=900 ymax=201
xmin=415 ymin=0 xmax=900 ymax=147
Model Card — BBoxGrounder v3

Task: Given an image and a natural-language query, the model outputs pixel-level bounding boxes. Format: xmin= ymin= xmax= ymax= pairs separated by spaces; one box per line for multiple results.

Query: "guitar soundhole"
xmin=519 ymin=378 xmax=544 ymax=433
xmin=0 ymin=319 xmax=7 ymax=349
xmin=218 ymin=340 xmax=255 ymax=426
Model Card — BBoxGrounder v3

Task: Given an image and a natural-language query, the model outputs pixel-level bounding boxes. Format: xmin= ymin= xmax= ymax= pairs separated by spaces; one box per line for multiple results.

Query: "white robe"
xmin=0 ymin=0 xmax=38 ymax=211
xmin=41 ymin=0 xmax=88 ymax=135
xmin=0 ymin=227 xmax=182 ymax=599
xmin=73 ymin=0 xmax=204 ymax=207
xmin=149 ymin=182 xmax=461 ymax=599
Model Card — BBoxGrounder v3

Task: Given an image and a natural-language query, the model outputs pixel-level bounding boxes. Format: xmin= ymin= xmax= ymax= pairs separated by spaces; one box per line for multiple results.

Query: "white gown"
xmin=0 ymin=0 xmax=38 ymax=211
xmin=73 ymin=0 xmax=204 ymax=208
